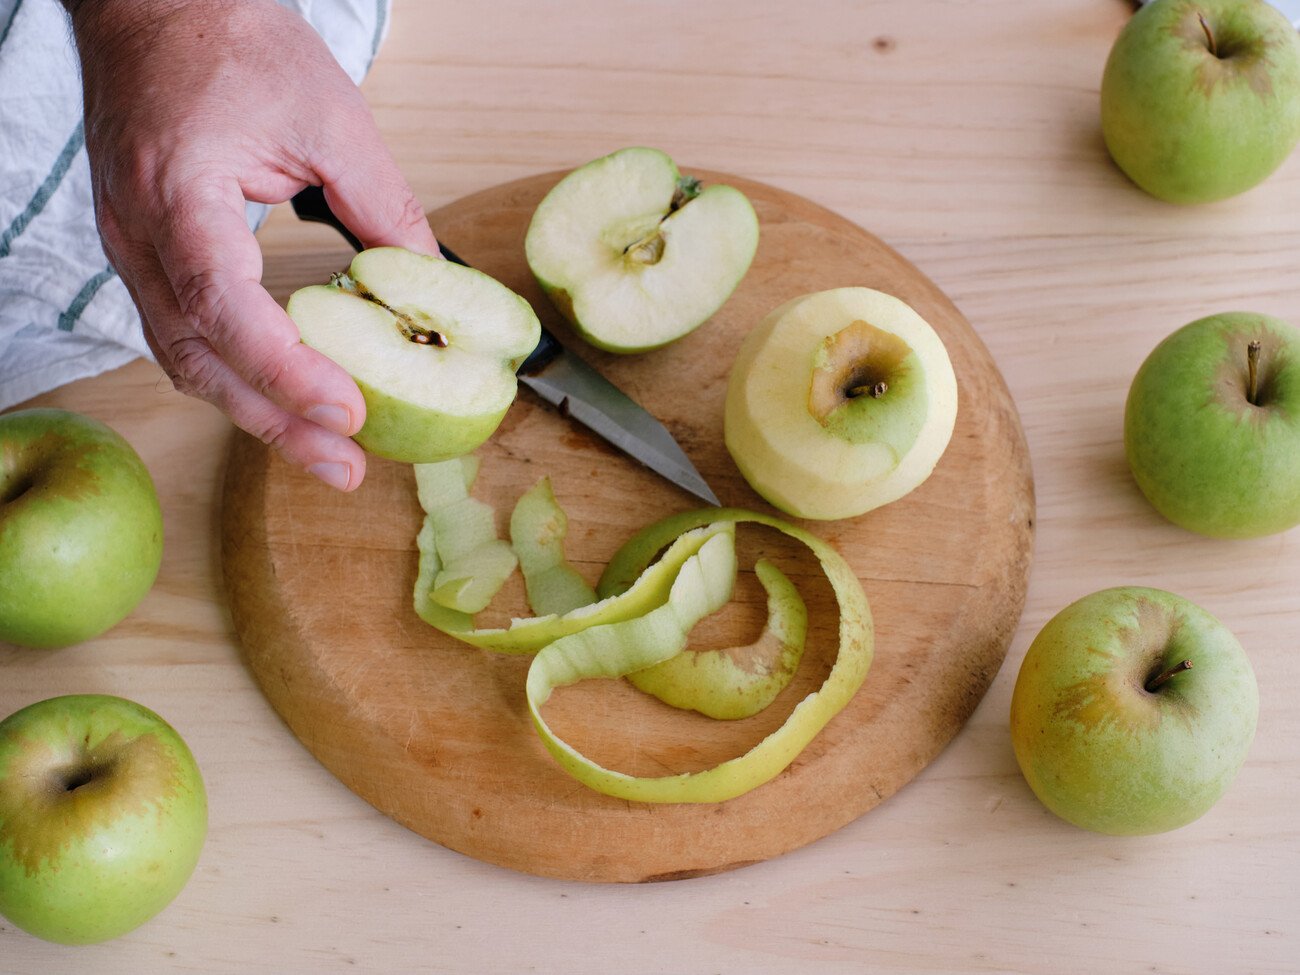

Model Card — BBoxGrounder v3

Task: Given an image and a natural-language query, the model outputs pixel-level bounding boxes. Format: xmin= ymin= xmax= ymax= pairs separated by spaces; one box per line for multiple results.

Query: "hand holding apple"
xmin=1010 ymin=587 xmax=1257 ymax=835
xmin=0 ymin=409 xmax=163 ymax=649
xmin=0 ymin=695 xmax=207 ymax=944
xmin=1101 ymin=0 xmax=1300 ymax=203
xmin=287 ymin=248 xmax=540 ymax=463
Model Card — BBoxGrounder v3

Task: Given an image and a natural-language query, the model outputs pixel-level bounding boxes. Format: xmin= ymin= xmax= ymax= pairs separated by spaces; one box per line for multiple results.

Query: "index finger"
xmin=151 ymin=178 xmax=367 ymax=438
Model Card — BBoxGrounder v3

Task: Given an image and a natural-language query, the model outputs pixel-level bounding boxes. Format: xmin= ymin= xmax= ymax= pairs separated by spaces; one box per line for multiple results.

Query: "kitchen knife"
xmin=1136 ymin=0 xmax=1300 ymax=27
xmin=289 ymin=185 xmax=720 ymax=506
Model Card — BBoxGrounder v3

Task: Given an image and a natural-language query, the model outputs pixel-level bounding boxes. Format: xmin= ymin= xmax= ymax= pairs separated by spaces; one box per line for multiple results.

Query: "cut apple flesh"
xmin=288 ymin=248 xmax=539 ymax=463
xmin=725 ymin=287 xmax=958 ymax=521
xmin=525 ymin=147 xmax=759 ymax=353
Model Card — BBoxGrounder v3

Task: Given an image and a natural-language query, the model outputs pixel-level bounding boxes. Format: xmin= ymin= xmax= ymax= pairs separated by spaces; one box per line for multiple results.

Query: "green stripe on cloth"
xmin=58 ymin=265 xmax=117 ymax=332
xmin=370 ymin=0 xmax=387 ymax=64
xmin=0 ymin=0 xmax=24 ymax=51
xmin=0 ymin=120 xmax=85 ymax=258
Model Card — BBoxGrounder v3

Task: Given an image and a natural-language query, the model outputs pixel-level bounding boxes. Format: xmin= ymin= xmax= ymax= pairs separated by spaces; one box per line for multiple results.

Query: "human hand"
xmin=66 ymin=0 xmax=438 ymax=490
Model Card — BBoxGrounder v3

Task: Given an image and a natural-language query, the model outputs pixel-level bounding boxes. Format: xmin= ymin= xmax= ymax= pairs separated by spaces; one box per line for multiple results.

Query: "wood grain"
xmin=5 ymin=0 xmax=1300 ymax=970
xmin=220 ymin=171 xmax=1033 ymax=882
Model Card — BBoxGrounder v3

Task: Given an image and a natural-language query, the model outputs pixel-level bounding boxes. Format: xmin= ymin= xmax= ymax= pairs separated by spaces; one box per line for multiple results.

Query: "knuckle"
xmin=394 ymin=191 xmax=429 ymax=235
xmin=248 ymin=412 xmax=293 ymax=452
xmin=174 ymin=270 xmax=233 ymax=336
xmin=244 ymin=349 xmax=293 ymax=400
xmin=166 ymin=336 xmax=222 ymax=402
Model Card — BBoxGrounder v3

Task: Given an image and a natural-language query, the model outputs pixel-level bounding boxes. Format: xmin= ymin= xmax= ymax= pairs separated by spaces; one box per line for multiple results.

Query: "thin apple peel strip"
xmin=509 ymin=477 xmax=598 ymax=617
xmin=412 ymin=466 xmax=874 ymax=803
xmin=625 ymin=557 xmax=808 ymax=720
xmin=525 ymin=507 xmax=873 ymax=803
xmin=506 ymin=481 xmax=811 ymax=719
xmin=413 ymin=464 xmax=735 ymax=654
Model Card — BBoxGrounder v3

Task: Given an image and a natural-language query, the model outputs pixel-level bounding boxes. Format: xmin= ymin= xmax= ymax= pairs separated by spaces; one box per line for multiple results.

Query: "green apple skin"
xmin=525 ymin=147 xmax=759 ymax=354
xmin=1010 ymin=587 xmax=1257 ymax=836
xmin=349 ymin=378 xmax=510 ymax=464
xmin=288 ymin=248 xmax=540 ymax=464
xmin=724 ymin=288 xmax=958 ymax=521
xmin=0 ymin=409 xmax=163 ymax=649
xmin=0 ymin=695 xmax=207 ymax=945
xmin=1125 ymin=312 xmax=1300 ymax=538
xmin=1101 ymin=0 xmax=1300 ymax=204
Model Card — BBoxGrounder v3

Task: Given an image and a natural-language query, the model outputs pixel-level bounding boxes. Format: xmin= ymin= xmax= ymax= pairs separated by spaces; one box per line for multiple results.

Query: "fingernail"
xmin=308 ymin=462 xmax=352 ymax=491
xmin=307 ymin=404 xmax=353 ymax=436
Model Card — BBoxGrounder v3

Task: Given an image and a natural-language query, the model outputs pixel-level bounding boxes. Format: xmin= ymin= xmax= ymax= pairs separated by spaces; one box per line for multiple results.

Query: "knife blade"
xmin=288 ymin=185 xmax=720 ymax=506
xmin=1135 ymin=0 xmax=1300 ymax=27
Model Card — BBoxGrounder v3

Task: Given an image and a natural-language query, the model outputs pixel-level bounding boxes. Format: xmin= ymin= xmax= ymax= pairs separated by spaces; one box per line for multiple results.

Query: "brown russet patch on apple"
xmin=808 ymin=319 xmax=912 ymax=424
xmin=683 ymin=625 xmax=787 ymax=677
xmin=1214 ymin=327 xmax=1290 ymax=418
xmin=0 ymin=730 xmax=184 ymax=877
xmin=1053 ymin=599 xmax=1196 ymax=734
xmin=0 ymin=431 xmax=105 ymax=539
xmin=1172 ymin=9 xmax=1279 ymax=97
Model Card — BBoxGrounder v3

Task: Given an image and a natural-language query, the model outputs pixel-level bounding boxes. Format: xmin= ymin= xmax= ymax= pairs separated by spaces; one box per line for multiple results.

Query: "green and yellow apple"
xmin=0 ymin=408 xmax=163 ymax=649
xmin=1125 ymin=312 xmax=1300 ymax=538
xmin=724 ymin=287 xmax=958 ymax=521
xmin=288 ymin=247 xmax=540 ymax=463
xmin=524 ymin=146 xmax=759 ymax=353
xmin=1010 ymin=587 xmax=1258 ymax=835
xmin=1101 ymin=0 xmax=1300 ymax=204
xmin=0 ymin=695 xmax=207 ymax=944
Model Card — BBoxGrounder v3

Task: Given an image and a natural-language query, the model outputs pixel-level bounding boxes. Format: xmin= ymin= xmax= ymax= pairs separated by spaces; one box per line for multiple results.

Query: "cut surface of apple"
xmin=725 ymin=287 xmax=958 ymax=520
xmin=288 ymin=247 xmax=540 ymax=463
xmin=525 ymin=147 xmax=759 ymax=353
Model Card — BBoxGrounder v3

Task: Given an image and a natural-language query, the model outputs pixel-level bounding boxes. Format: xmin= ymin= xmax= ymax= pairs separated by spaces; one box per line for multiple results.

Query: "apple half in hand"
xmin=524 ymin=147 xmax=759 ymax=353
xmin=288 ymin=248 xmax=540 ymax=463
xmin=725 ymin=288 xmax=958 ymax=521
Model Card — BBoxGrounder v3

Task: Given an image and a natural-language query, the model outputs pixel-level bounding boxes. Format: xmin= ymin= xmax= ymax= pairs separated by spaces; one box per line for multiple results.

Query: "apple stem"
xmin=1145 ymin=659 xmax=1193 ymax=693
xmin=1247 ymin=340 xmax=1262 ymax=406
xmin=848 ymin=381 xmax=889 ymax=399
xmin=672 ymin=176 xmax=702 ymax=212
xmin=1198 ymin=12 xmax=1219 ymax=57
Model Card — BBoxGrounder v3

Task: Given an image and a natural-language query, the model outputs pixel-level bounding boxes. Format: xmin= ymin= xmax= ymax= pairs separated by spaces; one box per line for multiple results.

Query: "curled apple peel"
xmin=624 ymin=557 xmax=808 ymax=721
xmin=509 ymin=477 xmax=597 ymax=617
xmin=412 ymin=467 xmax=874 ymax=802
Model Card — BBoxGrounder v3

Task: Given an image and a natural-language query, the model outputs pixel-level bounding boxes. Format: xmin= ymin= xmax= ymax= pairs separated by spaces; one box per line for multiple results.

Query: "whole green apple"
xmin=1010 ymin=587 xmax=1257 ymax=835
xmin=0 ymin=695 xmax=208 ymax=944
xmin=0 ymin=408 xmax=164 ymax=649
xmin=1125 ymin=312 xmax=1300 ymax=538
xmin=1101 ymin=0 xmax=1300 ymax=204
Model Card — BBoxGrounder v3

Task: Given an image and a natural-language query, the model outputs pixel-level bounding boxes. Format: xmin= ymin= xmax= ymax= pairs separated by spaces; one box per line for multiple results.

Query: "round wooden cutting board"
xmin=221 ymin=170 xmax=1034 ymax=883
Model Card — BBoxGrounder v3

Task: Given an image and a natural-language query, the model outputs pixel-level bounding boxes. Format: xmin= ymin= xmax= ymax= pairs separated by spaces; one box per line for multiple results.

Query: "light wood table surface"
xmin=4 ymin=1 xmax=1299 ymax=971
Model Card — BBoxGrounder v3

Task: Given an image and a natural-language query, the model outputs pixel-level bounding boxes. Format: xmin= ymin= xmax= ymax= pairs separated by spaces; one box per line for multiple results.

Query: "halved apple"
xmin=524 ymin=147 xmax=759 ymax=353
xmin=287 ymin=247 xmax=540 ymax=463
xmin=725 ymin=288 xmax=958 ymax=520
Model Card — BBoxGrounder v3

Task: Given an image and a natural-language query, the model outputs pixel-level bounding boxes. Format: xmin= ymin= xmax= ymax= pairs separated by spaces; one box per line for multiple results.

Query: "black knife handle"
xmin=289 ymin=185 xmax=562 ymax=376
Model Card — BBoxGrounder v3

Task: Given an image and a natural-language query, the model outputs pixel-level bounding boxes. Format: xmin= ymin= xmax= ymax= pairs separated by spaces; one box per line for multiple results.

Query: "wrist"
xmin=63 ymin=0 xmax=206 ymax=52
